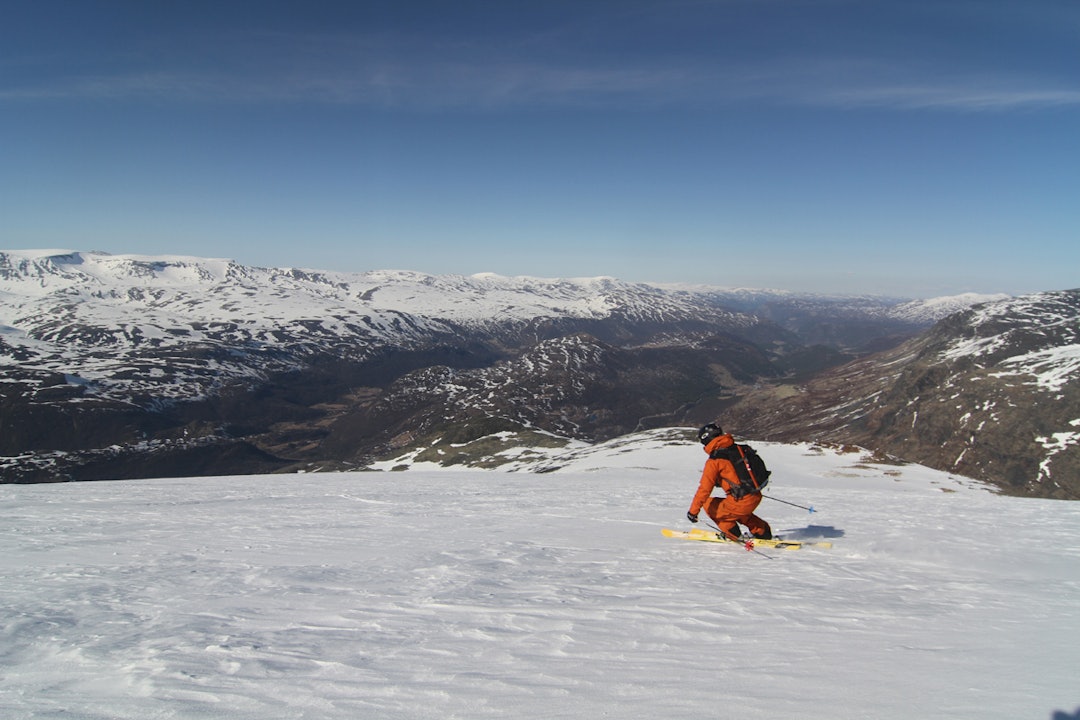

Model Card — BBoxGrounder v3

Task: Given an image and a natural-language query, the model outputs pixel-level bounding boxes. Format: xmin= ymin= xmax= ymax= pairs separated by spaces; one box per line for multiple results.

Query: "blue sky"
xmin=2 ymin=0 xmax=1078 ymax=297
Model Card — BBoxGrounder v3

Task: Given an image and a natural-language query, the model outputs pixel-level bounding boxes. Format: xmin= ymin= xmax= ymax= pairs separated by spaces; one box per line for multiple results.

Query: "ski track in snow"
xmin=1 ymin=441 xmax=1079 ymax=720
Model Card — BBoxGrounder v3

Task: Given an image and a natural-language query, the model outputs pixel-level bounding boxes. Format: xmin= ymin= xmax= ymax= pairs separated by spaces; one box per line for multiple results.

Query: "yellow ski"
xmin=661 ymin=527 xmax=832 ymax=550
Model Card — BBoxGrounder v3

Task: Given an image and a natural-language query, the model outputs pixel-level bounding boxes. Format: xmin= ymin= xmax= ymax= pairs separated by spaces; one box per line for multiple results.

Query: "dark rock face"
xmin=316 ymin=333 xmax=776 ymax=465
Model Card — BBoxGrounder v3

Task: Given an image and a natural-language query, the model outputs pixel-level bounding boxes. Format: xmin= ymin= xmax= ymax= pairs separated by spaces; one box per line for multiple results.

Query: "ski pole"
xmin=762 ymin=494 xmax=816 ymax=513
xmin=703 ymin=518 xmax=773 ymax=559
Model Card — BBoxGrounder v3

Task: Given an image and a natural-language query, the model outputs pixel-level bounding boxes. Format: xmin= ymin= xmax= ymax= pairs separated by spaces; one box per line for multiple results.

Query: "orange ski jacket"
xmin=689 ymin=433 xmax=743 ymax=516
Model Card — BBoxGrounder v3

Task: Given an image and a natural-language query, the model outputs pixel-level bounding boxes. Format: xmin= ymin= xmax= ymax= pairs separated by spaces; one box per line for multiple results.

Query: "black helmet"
xmin=698 ymin=423 xmax=723 ymax=445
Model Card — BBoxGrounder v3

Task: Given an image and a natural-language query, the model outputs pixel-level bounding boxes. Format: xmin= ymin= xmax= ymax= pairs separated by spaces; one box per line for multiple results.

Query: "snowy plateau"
xmin=1 ymin=431 xmax=1078 ymax=720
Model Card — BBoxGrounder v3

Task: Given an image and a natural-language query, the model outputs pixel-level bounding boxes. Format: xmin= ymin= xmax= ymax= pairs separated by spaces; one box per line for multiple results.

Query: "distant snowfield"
xmin=2 ymin=435 xmax=1078 ymax=720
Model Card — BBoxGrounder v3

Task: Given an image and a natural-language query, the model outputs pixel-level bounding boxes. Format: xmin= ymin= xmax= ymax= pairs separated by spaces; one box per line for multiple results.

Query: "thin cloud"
xmin=0 ymin=58 xmax=696 ymax=109
xmin=817 ymin=84 xmax=1080 ymax=111
xmin=718 ymin=57 xmax=1080 ymax=112
xmin=2 ymin=35 xmax=1077 ymax=114
xmin=0 ymin=72 xmax=222 ymax=102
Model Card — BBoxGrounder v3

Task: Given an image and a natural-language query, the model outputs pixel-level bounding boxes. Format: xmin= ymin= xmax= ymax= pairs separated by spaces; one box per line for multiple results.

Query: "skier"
xmin=685 ymin=422 xmax=773 ymax=541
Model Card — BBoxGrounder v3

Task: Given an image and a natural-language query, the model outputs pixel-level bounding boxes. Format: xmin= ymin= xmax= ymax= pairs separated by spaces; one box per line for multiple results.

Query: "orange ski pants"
xmin=703 ymin=493 xmax=771 ymax=540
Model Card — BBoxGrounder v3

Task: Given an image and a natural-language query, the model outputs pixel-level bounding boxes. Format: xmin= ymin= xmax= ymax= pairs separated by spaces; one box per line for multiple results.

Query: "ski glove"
xmin=686 ymin=511 xmax=699 ymax=523
xmin=727 ymin=482 xmax=746 ymax=500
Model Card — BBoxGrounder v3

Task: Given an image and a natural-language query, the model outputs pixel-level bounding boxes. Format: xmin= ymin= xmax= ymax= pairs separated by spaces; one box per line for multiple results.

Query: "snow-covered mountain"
xmin=0 ymin=249 xmax=1019 ymax=487
xmin=1 ymin=249 xmax=753 ymax=403
xmin=888 ymin=292 xmax=1012 ymax=323
xmin=682 ymin=285 xmax=1009 ymax=324
xmin=722 ymin=289 xmax=1080 ymax=499
xmin=2 ymin=432 xmax=1077 ymax=719
xmin=676 ymin=283 xmax=1009 ymax=350
xmin=0 ymin=249 xmax=985 ymax=404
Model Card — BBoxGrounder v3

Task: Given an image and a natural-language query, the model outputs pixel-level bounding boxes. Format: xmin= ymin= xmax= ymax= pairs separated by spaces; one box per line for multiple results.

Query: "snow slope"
xmin=2 ymin=433 xmax=1078 ymax=720
xmin=888 ymin=292 xmax=1012 ymax=323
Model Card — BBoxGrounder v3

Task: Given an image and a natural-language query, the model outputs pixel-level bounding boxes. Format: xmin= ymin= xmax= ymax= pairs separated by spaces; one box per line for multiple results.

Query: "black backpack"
xmin=710 ymin=443 xmax=771 ymax=498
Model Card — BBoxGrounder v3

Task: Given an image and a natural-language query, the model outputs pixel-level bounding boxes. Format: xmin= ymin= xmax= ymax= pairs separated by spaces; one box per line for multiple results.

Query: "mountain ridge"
xmin=6 ymin=248 xmax=1063 ymax=496
xmin=719 ymin=289 xmax=1080 ymax=498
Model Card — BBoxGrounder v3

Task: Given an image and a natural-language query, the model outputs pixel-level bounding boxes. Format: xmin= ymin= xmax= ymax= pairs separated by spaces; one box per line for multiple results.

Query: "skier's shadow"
xmin=779 ymin=525 xmax=844 ymax=540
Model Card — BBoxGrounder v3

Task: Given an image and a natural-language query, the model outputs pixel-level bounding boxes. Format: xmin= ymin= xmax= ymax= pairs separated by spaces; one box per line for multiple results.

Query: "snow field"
xmin=1 ymin=439 xmax=1078 ymax=720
